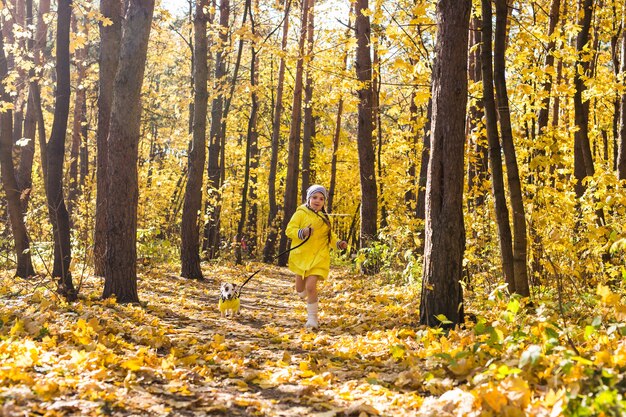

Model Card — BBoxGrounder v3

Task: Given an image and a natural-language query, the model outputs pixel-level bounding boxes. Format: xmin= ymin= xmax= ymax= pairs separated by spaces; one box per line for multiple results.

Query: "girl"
xmin=285 ymin=184 xmax=347 ymax=328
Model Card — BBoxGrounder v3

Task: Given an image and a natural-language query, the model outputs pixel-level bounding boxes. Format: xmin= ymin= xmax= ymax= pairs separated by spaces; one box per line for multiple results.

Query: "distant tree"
xmin=0 ymin=21 xmax=35 ymax=278
xmin=204 ymin=0 xmax=230 ymax=259
xmin=301 ymin=0 xmax=316 ymax=200
xmin=103 ymin=0 xmax=155 ymax=303
xmin=263 ymin=0 xmax=291 ymax=262
xmin=618 ymin=13 xmax=626 ymax=180
xmin=94 ymin=0 xmax=122 ymax=276
xmin=494 ymin=0 xmax=529 ymax=296
xmin=278 ymin=0 xmax=312 ymax=266
xmin=419 ymin=0 xmax=470 ymax=328
xmin=481 ymin=0 xmax=514 ymax=291
xmin=46 ymin=0 xmax=75 ymax=300
xmin=181 ymin=0 xmax=209 ymax=279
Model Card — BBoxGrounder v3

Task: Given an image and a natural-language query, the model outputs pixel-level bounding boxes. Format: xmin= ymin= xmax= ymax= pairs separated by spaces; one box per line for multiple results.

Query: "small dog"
xmin=219 ymin=282 xmax=240 ymax=317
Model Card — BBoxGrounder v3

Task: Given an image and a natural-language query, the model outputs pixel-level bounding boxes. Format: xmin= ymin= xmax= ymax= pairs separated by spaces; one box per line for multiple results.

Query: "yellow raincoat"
xmin=285 ymin=204 xmax=339 ymax=279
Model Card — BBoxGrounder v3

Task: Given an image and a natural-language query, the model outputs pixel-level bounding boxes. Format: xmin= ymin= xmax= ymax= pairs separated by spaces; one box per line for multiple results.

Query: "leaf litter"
xmin=0 ymin=264 xmax=624 ymax=416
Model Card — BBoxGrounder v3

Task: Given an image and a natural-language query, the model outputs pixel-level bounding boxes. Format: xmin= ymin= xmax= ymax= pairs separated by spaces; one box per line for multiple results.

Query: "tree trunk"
xmin=262 ymin=0 xmax=291 ymax=262
xmin=278 ymin=0 xmax=311 ymax=266
xmin=235 ymin=0 xmax=256 ymax=264
xmin=537 ymin=0 xmax=561 ymax=136
xmin=204 ymin=0 xmax=230 ymax=259
xmin=102 ymin=0 xmax=155 ymax=303
xmin=0 ymin=23 xmax=35 ymax=278
xmin=180 ymin=0 xmax=209 ymax=279
xmin=94 ymin=0 xmax=122 ymax=276
xmin=68 ymin=15 xmax=87 ymax=220
xmin=419 ymin=0 xmax=470 ymax=328
xmin=373 ymin=38 xmax=387 ymax=229
xmin=16 ymin=0 xmax=38 ymax=213
xmin=573 ymin=0 xmax=594 ymax=198
xmin=481 ymin=0 xmax=515 ymax=292
xmin=416 ymin=98 xmax=431 ymax=221
xmin=466 ymin=16 xmax=488 ymax=209
xmin=618 ymin=13 xmax=626 ymax=179
xmin=46 ymin=0 xmax=75 ymax=300
xmin=494 ymin=0 xmax=529 ymax=297
xmin=301 ymin=0 xmax=315 ymax=201
xmin=355 ymin=0 xmax=378 ymax=260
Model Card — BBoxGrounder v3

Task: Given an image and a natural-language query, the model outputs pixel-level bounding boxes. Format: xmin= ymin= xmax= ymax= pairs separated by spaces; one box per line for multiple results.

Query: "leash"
xmin=235 ymin=234 xmax=311 ymax=298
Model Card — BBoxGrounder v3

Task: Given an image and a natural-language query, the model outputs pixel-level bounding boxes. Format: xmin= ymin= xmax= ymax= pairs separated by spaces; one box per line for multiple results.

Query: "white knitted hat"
xmin=306 ymin=184 xmax=328 ymax=202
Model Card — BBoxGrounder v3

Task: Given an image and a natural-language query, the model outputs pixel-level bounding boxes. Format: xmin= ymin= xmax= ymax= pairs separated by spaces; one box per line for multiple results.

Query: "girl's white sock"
xmin=305 ymin=302 xmax=319 ymax=329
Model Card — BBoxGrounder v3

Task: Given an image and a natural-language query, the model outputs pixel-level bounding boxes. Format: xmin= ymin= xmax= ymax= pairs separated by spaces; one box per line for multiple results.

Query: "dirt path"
xmin=124 ymin=262 xmax=423 ymax=416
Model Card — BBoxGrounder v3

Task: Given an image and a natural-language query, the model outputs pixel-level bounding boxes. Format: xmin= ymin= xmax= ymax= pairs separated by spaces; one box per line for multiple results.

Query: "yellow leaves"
xmin=596 ymin=284 xmax=620 ymax=306
xmin=32 ymin=379 xmax=60 ymax=400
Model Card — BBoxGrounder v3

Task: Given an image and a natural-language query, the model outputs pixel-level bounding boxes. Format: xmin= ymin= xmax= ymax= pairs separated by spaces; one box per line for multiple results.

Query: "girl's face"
xmin=308 ymin=192 xmax=325 ymax=211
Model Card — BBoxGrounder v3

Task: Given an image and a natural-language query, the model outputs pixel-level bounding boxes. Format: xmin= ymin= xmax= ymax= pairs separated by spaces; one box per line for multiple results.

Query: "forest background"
xmin=2 ymin=0 xmax=626 ymax=415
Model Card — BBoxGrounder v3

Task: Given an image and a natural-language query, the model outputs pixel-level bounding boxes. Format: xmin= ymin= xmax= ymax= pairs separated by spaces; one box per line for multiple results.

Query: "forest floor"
xmin=0 ymin=260 xmax=622 ymax=416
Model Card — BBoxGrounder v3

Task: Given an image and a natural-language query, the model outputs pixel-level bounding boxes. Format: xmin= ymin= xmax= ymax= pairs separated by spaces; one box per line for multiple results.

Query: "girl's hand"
xmin=338 ymin=240 xmax=348 ymax=250
xmin=299 ymin=226 xmax=312 ymax=239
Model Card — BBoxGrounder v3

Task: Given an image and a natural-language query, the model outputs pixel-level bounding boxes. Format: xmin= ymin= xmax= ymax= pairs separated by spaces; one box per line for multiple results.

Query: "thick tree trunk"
xmin=419 ymin=0 xmax=470 ymax=328
xmin=494 ymin=0 xmax=529 ymax=297
xmin=278 ymin=0 xmax=311 ymax=266
xmin=301 ymin=0 xmax=316 ymax=201
xmin=94 ymin=0 xmax=122 ymax=276
xmin=204 ymin=0 xmax=229 ymax=259
xmin=0 ymin=24 xmax=35 ymax=278
xmin=46 ymin=0 xmax=75 ymax=300
xmin=355 ymin=0 xmax=378 ymax=259
xmin=481 ymin=0 xmax=515 ymax=292
xmin=262 ymin=0 xmax=291 ymax=262
xmin=180 ymin=0 xmax=209 ymax=279
xmin=102 ymin=0 xmax=155 ymax=303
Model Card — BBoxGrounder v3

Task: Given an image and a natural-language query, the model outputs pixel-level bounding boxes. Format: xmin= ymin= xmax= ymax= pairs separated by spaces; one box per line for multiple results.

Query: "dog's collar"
xmin=220 ymin=294 xmax=239 ymax=302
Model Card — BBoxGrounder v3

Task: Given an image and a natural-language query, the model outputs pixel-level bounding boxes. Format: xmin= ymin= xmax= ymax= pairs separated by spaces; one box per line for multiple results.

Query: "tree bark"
xmin=0 ymin=22 xmax=35 ymax=278
xmin=262 ymin=0 xmax=291 ymax=262
xmin=481 ymin=0 xmax=515 ymax=292
xmin=416 ymin=98 xmax=432 ymax=221
xmin=419 ymin=0 xmax=470 ymax=328
xmin=278 ymin=0 xmax=311 ymax=266
xmin=102 ymin=0 xmax=155 ymax=303
xmin=180 ymin=0 xmax=209 ymax=279
xmin=355 ymin=0 xmax=378 ymax=260
xmin=94 ymin=0 xmax=122 ymax=276
xmin=494 ymin=0 xmax=529 ymax=297
xmin=46 ymin=0 xmax=75 ymax=299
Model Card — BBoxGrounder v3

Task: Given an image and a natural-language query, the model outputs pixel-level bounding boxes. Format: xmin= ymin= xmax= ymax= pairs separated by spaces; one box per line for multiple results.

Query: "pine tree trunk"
xmin=419 ymin=0 xmax=470 ymax=328
xmin=262 ymin=0 xmax=291 ymax=262
xmin=181 ymin=0 xmax=209 ymax=279
xmin=355 ymin=0 xmax=378 ymax=262
xmin=481 ymin=0 xmax=515 ymax=292
xmin=46 ymin=0 xmax=75 ymax=300
xmin=494 ymin=0 xmax=529 ymax=297
xmin=278 ymin=0 xmax=311 ymax=266
xmin=94 ymin=0 xmax=122 ymax=276
xmin=102 ymin=0 xmax=155 ymax=303
xmin=0 ymin=24 xmax=35 ymax=278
